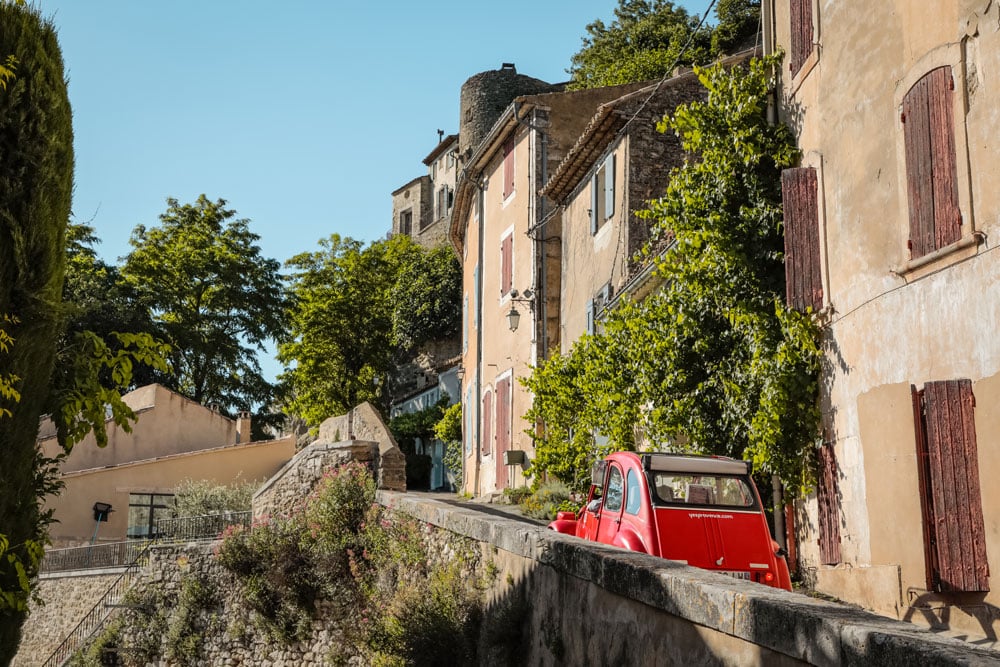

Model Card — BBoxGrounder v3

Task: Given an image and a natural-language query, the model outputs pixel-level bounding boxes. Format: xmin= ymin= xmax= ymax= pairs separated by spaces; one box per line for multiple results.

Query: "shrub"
xmin=171 ymin=478 xmax=256 ymax=517
xmin=520 ymin=481 xmax=580 ymax=520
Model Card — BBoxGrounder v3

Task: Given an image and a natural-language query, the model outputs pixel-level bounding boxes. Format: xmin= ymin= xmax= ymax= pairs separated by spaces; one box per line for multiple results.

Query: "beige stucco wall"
xmin=560 ymin=137 xmax=629 ymax=349
xmin=39 ymin=384 xmax=237 ymax=473
xmin=46 ymin=436 xmax=295 ymax=545
xmin=773 ymin=0 xmax=1000 ymax=638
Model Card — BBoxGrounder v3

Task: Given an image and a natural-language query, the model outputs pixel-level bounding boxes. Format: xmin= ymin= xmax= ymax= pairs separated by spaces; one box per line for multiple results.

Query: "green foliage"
xmin=171 ymin=477 xmax=256 ymax=517
xmin=435 ymin=402 xmax=463 ymax=489
xmin=391 ymin=244 xmax=462 ymax=350
xmin=567 ymin=0 xmax=760 ymax=89
xmin=68 ymin=618 xmax=122 ymax=667
xmin=121 ymin=195 xmax=287 ymax=413
xmin=165 ymin=574 xmax=217 ymax=665
xmin=0 ymin=2 xmax=73 ymax=659
xmin=0 ymin=314 xmax=20 ymax=419
xmin=526 ymin=56 xmax=822 ymax=497
xmin=518 ymin=481 xmax=580 ymax=520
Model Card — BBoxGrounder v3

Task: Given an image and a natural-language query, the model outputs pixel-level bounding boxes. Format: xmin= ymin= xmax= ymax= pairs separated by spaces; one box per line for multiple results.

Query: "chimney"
xmin=236 ymin=411 xmax=252 ymax=444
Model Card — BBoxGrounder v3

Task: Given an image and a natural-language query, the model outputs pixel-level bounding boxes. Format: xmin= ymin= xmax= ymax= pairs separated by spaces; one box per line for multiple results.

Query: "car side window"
xmin=625 ymin=469 xmax=642 ymax=515
xmin=604 ymin=465 xmax=624 ymax=512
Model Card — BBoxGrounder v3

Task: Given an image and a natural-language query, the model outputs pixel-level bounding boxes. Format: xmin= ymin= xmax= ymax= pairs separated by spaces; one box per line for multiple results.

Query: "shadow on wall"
xmin=903 ymin=589 xmax=999 ymax=645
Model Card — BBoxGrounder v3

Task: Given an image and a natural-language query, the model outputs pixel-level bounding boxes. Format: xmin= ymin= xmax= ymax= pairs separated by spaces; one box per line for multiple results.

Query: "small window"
xmin=912 ymin=379 xmax=989 ymax=592
xmin=502 ymin=138 xmax=515 ymax=199
xmin=789 ymin=0 xmax=814 ymax=77
xmin=399 ymin=209 xmax=413 ymax=236
xmin=590 ymin=153 xmax=615 ymax=234
xmin=625 ymin=469 xmax=642 ymax=515
xmin=128 ymin=493 xmax=174 ymax=539
xmin=902 ymin=67 xmax=962 ymax=259
xmin=604 ymin=466 xmax=624 ymax=512
xmin=781 ymin=167 xmax=823 ymax=311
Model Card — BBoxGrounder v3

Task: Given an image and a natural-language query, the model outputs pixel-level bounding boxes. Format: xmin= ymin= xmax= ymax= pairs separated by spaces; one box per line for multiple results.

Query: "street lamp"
xmin=506 ymin=288 xmax=535 ymax=332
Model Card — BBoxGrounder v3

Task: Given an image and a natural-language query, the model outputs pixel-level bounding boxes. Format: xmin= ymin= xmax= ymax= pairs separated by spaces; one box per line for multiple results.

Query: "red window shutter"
xmin=781 ymin=167 xmax=823 ymax=312
xmin=482 ymin=391 xmax=493 ymax=456
xmin=789 ymin=0 xmax=814 ymax=77
xmin=501 ymin=235 xmax=512 ymax=296
xmin=495 ymin=377 xmax=511 ymax=489
xmin=902 ymin=67 xmax=961 ymax=258
xmin=816 ymin=441 xmax=841 ymax=565
xmin=503 ymin=138 xmax=515 ymax=199
xmin=915 ymin=380 xmax=989 ymax=592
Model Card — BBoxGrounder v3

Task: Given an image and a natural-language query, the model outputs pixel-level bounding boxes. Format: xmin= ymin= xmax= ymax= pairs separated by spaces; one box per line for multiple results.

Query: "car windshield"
xmin=650 ymin=472 xmax=756 ymax=508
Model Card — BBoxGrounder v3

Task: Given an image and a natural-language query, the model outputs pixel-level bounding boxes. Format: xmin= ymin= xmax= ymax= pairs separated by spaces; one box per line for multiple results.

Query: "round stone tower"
xmin=458 ymin=63 xmax=561 ymax=160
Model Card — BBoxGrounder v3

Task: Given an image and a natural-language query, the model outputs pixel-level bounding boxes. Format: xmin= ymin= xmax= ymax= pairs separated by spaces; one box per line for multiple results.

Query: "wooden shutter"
xmin=586 ymin=299 xmax=595 ymax=336
xmin=902 ymin=67 xmax=961 ymax=258
xmin=495 ymin=377 xmax=511 ymax=489
xmin=590 ymin=173 xmax=599 ymax=234
xmin=816 ymin=442 xmax=841 ymax=565
xmin=789 ymin=0 xmax=814 ymax=77
xmin=605 ymin=153 xmax=616 ymax=220
xmin=914 ymin=380 xmax=989 ymax=592
xmin=500 ymin=235 xmax=512 ymax=295
xmin=781 ymin=167 xmax=823 ymax=312
xmin=482 ymin=390 xmax=493 ymax=456
xmin=503 ymin=138 xmax=515 ymax=199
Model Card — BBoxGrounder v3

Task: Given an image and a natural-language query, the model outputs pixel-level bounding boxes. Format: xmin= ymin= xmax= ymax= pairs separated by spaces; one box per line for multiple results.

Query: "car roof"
xmin=639 ymin=453 xmax=750 ymax=476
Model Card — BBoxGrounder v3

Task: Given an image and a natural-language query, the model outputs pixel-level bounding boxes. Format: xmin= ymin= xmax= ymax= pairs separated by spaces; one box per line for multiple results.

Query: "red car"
xmin=548 ymin=451 xmax=792 ymax=590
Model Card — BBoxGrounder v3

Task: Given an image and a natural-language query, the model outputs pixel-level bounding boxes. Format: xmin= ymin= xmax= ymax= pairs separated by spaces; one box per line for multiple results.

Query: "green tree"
xmin=525 ymin=56 xmax=822 ymax=496
xmin=0 ymin=1 xmax=73 ymax=658
xmin=567 ymin=0 xmax=760 ymax=89
xmin=391 ymin=244 xmax=461 ymax=351
xmin=121 ymin=196 xmax=287 ymax=413
xmin=280 ymin=235 xmax=420 ymax=426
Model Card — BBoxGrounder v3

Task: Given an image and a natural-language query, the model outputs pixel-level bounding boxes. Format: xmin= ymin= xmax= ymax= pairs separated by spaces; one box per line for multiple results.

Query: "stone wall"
xmin=315 ymin=402 xmax=406 ymax=491
xmin=13 ymin=570 xmax=124 ymax=666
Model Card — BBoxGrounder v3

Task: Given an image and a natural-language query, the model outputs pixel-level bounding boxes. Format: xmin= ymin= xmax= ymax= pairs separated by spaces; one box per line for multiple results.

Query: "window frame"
xmin=502 ymin=137 xmax=515 ymax=201
xmin=499 ymin=229 xmax=513 ymax=299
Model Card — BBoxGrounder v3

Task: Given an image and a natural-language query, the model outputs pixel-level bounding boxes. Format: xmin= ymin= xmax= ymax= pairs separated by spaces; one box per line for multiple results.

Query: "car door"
xmin=595 ymin=463 xmax=625 ymax=545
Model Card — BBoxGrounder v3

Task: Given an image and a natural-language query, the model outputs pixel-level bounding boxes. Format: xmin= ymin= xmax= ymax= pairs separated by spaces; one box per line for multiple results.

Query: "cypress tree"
xmin=0 ymin=1 xmax=73 ymax=660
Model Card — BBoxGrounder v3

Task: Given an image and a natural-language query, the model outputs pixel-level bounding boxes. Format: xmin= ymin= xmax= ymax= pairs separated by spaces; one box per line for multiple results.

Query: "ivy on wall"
xmin=523 ymin=55 xmax=823 ymax=496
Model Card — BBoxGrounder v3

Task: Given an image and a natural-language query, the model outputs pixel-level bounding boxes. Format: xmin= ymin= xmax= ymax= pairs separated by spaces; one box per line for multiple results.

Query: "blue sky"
xmin=39 ymin=0 xmax=712 ymax=379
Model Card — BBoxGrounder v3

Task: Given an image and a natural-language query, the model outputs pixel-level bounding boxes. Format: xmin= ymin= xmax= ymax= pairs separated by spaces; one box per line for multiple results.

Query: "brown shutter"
xmin=922 ymin=380 xmax=989 ymax=592
xmin=781 ymin=167 xmax=823 ymax=312
xmin=789 ymin=0 xmax=814 ymax=77
xmin=501 ymin=235 xmax=513 ymax=296
xmin=495 ymin=377 xmax=511 ymax=489
xmin=503 ymin=138 xmax=515 ymax=199
xmin=902 ymin=67 xmax=961 ymax=258
xmin=816 ymin=441 xmax=841 ymax=565
xmin=482 ymin=390 xmax=493 ymax=456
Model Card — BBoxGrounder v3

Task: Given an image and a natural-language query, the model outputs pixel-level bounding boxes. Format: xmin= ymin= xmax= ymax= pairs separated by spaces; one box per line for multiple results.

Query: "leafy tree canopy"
xmin=524 ymin=56 xmax=822 ymax=496
xmin=121 ymin=195 xmax=287 ymax=413
xmin=391 ymin=244 xmax=461 ymax=351
xmin=568 ymin=0 xmax=760 ymax=89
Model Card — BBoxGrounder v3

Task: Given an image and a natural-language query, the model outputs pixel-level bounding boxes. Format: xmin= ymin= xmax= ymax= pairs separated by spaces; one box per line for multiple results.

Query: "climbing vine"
xmin=524 ymin=55 xmax=823 ymax=496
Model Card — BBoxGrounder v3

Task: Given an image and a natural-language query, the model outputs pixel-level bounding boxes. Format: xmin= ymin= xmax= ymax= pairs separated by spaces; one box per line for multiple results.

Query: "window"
xmin=128 ymin=493 xmax=174 ymax=539
xmin=781 ymin=167 xmax=823 ymax=311
xmin=462 ymin=294 xmax=468 ymax=353
xmin=625 ymin=469 xmax=642 ymax=515
xmin=902 ymin=67 xmax=962 ymax=259
xmin=789 ymin=0 xmax=814 ymax=77
xmin=604 ymin=466 xmax=624 ymax=512
xmin=651 ymin=473 xmax=756 ymax=508
xmin=482 ymin=390 xmax=493 ymax=456
xmin=399 ymin=209 xmax=412 ymax=236
xmin=590 ymin=153 xmax=616 ymax=234
xmin=500 ymin=233 xmax=513 ymax=296
xmin=816 ymin=441 xmax=841 ymax=565
xmin=912 ymin=379 xmax=989 ymax=592
xmin=502 ymin=138 xmax=515 ymax=199
xmin=586 ymin=284 xmax=612 ymax=335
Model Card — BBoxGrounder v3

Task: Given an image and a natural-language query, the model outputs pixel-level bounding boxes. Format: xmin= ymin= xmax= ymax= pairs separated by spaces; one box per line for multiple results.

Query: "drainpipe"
xmin=474 ymin=179 xmax=485 ymax=497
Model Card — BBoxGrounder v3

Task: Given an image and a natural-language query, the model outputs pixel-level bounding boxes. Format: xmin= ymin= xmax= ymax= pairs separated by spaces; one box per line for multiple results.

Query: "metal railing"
xmin=154 ymin=510 xmax=251 ymax=542
xmin=40 ymin=540 xmax=148 ymax=574
xmin=41 ymin=544 xmax=149 ymax=667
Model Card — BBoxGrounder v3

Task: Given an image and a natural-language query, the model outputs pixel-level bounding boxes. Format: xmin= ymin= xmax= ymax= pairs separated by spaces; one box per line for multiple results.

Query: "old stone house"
xmin=38 ymin=384 xmax=294 ymax=546
xmin=391 ymin=133 xmax=458 ymax=249
xmin=768 ymin=0 xmax=1000 ymax=639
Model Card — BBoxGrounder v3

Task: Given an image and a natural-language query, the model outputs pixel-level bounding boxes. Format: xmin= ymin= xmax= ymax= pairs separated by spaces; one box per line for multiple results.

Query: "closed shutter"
xmin=605 ymin=153 xmax=616 ymax=220
xmin=495 ymin=377 xmax=511 ymax=489
xmin=913 ymin=380 xmax=989 ymax=592
xmin=902 ymin=67 xmax=961 ymax=258
xmin=789 ymin=0 xmax=814 ymax=76
xmin=816 ymin=442 xmax=841 ymax=565
xmin=503 ymin=138 xmax=515 ymax=199
xmin=482 ymin=391 xmax=493 ymax=456
xmin=590 ymin=173 xmax=599 ymax=234
xmin=781 ymin=167 xmax=823 ymax=312
xmin=500 ymin=235 xmax=512 ymax=296
xmin=586 ymin=299 xmax=595 ymax=335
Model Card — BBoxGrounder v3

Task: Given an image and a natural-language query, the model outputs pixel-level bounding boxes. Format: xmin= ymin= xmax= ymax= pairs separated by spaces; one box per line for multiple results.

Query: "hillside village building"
xmin=768 ymin=0 xmax=1000 ymax=638
xmin=38 ymin=384 xmax=294 ymax=546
